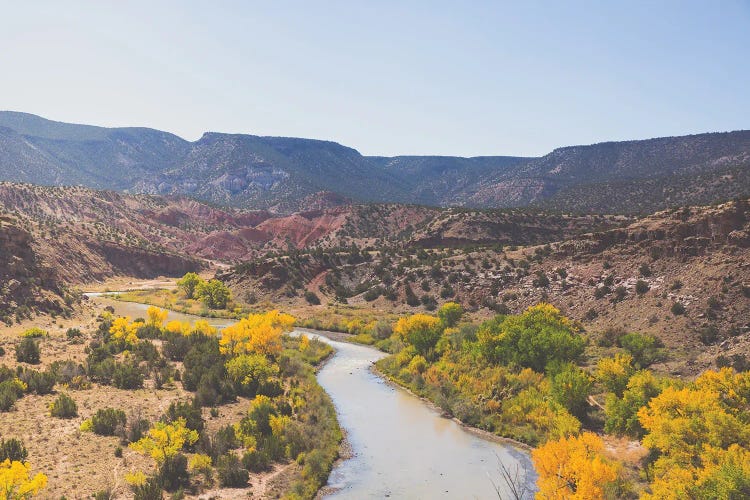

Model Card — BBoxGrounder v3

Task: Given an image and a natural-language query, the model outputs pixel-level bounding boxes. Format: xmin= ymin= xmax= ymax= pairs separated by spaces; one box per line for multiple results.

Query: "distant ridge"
xmin=0 ymin=111 xmax=747 ymax=213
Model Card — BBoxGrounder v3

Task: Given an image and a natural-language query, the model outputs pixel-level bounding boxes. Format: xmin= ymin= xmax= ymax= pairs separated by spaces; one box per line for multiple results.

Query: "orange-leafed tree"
xmin=531 ymin=431 xmax=619 ymax=499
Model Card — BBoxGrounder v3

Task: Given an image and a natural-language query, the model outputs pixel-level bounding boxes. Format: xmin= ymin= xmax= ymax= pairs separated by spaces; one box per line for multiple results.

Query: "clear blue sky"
xmin=2 ymin=1 xmax=748 ymax=156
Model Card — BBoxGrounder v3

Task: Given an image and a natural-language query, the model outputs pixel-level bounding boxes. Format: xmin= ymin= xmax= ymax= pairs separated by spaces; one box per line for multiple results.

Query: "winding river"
xmin=90 ymin=296 xmax=536 ymax=499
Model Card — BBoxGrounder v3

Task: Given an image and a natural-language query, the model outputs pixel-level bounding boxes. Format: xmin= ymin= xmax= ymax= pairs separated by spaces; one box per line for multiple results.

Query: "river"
xmin=89 ymin=295 xmax=536 ymax=499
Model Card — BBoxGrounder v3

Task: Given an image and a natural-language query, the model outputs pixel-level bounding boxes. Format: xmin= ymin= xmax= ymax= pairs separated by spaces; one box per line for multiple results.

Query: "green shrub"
xmin=0 ymin=382 xmax=18 ymax=412
xmin=132 ymin=475 xmax=163 ymax=500
xmin=66 ymin=328 xmax=83 ymax=340
xmin=477 ymin=304 xmax=585 ymax=372
xmin=91 ymin=408 xmax=127 ymax=436
xmin=20 ymin=369 xmax=55 ymax=394
xmin=242 ymin=449 xmax=271 ymax=472
xmin=635 ymin=280 xmax=650 ymax=294
xmin=550 ymin=363 xmax=593 ymax=419
xmin=0 ymin=438 xmax=27 ymax=462
xmin=50 ymin=392 xmax=78 ymax=418
xmin=15 ymin=338 xmax=40 ymax=364
xmin=671 ymin=302 xmax=686 ymax=315
xmin=304 ymin=291 xmax=321 ymax=305
xmin=160 ymin=453 xmax=189 ymax=492
xmin=112 ymin=362 xmax=144 ymax=390
xmin=217 ymin=454 xmax=248 ymax=487
xmin=165 ymin=399 xmax=204 ymax=433
xmin=618 ymin=332 xmax=665 ymax=368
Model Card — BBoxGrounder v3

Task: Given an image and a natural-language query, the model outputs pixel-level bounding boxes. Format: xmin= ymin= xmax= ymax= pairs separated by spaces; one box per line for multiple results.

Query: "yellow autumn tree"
xmin=219 ymin=310 xmax=295 ymax=357
xmin=109 ymin=316 xmax=141 ymax=344
xmin=192 ymin=319 xmax=217 ymax=336
xmin=146 ymin=306 xmax=168 ymax=328
xmin=394 ymin=314 xmax=443 ymax=355
xmin=129 ymin=418 xmax=199 ymax=464
xmin=596 ymin=353 xmax=635 ymax=396
xmin=0 ymin=459 xmax=47 ymax=499
xmin=638 ymin=369 xmax=750 ymax=497
xmin=531 ymin=432 xmax=619 ymax=499
xmin=165 ymin=320 xmax=191 ymax=336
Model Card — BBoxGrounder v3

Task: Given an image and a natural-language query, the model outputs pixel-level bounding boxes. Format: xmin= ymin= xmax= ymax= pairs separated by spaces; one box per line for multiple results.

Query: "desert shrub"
xmin=160 ymin=453 xmax=189 ymax=492
xmin=165 ymin=399 xmax=204 ymax=433
xmin=304 ymin=291 xmax=321 ymax=305
xmin=50 ymin=360 xmax=85 ymax=384
xmin=635 ymin=280 xmax=650 ymax=294
xmin=0 ymin=438 xmax=27 ymax=462
xmin=671 ymin=302 xmax=686 ymax=315
xmin=598 ymin=327 xmax=626 ymax=347
xmin=217 ymin=454 xmax=248 ymax=487
xmin=639 ymin=263 xmax=652 ymax=277
xmin=363 ymin=288 xmax=381 ymax=302
xmin=20 ymin=369 xmax=56 ymax=394
xmin=90 ymin=357 xmax=116 ymax=384
xmin=92 ymin=408 xmax=127 ymax=436
xmin=112 ymin=362 xmax=144 ymax=390
xmin=242 ymin=449 xmax=271 ymax=472
xmin=162 ymin=334 xmax=191 ymax=362
xmin=66 ymin=327 xmax=83 ymax=339
xmin=181 ymin=336 xmax=223 ymax=391
xmin=50 ymin=393 xmax=78 ymax=418
xmin=201 ymin=425 xmax=239 ymax=462
xmin=0 ymin=383 xmax=18 ymax=412
xmin=699 ymin=325 xmax=720 ymax=346
xmin=16 ymin=338 xmax=40 ymax=364
xmin=21 ymin=327 xmax=47 ymax=338
xmin=132 ymin=475 xmax=163 ymax=500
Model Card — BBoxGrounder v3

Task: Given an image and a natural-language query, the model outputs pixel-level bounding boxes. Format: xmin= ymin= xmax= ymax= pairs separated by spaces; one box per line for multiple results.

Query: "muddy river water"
xmin=91 ymin=296 xmax=536 ymax=499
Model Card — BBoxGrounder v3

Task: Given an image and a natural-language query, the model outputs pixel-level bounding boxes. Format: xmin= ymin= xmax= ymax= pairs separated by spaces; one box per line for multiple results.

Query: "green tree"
xmin=550 ymin=363 xmax=593 ymax=419
xmin=196 ymin=280 xmax=231 ymax=309
xmin=477 ymin=304 xmax=585 ymax=372
xmin=177 ymin=272 xmax=203 ymax=299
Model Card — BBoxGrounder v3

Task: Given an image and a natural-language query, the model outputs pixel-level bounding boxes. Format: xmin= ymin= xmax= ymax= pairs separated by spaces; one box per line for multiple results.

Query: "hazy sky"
xmin=1 ymin=1 xmax=749 ymax=156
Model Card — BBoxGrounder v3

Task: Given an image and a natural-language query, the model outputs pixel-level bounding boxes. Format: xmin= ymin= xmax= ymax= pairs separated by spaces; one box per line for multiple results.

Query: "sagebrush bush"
xmin=50 ymin=392 xmax=78 ymax=418
xmin=0 ymin=438 xmax=27 ymax=462
xmin=217 ymin=454 xmax=248 ymax=487
xmin=16 ymin=338 xmax=40 ymax=364
xmin=91 ymin=408 xmax=127 ymax=436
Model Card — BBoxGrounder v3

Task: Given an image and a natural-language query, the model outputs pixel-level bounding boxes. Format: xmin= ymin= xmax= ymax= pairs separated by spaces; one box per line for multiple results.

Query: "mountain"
xmin=468 ymin=131 xmax=750 ymax=213
xmin=0 ymin=111 xmax=748 ymax=213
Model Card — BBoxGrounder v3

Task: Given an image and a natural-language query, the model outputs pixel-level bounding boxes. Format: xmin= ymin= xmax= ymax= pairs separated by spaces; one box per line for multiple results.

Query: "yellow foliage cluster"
xmin=165 ymin=320 xmax=191 ymax=336
xmin=188 ymin=453 xmax=212 ymax=472
xmin=219 ymin=310 xmax=295 ymax=357
xmin=532 ymin=432 xmax=619 ymax=499
xmin=299 ymin=334 xmax=310 ymax=351
xmin=637 ymin=367 xmax=750 ymax=498
xmin=129 ymin=418 xmax=199 ymax=464
xmin=596 ymin=353 xmax=635 ymax=395
xmin=0 ymin=459 xmax=47 ymax=499
xmin=146 ymin=306 xmax=168 ymax=327
xmin=109 ymin=316 xmax=142 ymax=344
